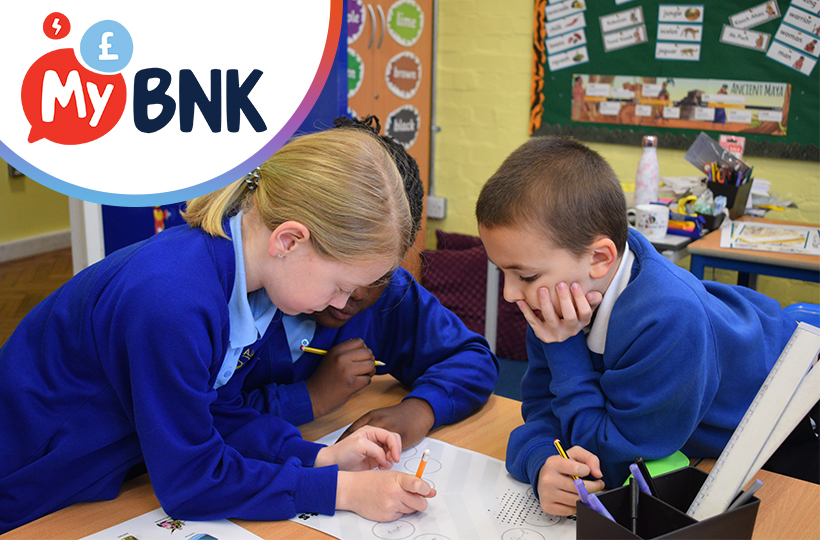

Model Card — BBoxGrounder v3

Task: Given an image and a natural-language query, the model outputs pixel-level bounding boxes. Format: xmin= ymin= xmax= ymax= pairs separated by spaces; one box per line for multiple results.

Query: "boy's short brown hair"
xmin=475 ymin=136 xmax=628 ymax=258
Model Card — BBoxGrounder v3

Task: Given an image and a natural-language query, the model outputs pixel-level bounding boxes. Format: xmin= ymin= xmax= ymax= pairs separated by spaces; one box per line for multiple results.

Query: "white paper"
xmin=720 ymin=221 xmax=820 ymax=255
xmin=79 ymin=508 xmax=264 ymax=540
xmin=291 ymin=427 xmax=576 ymax=540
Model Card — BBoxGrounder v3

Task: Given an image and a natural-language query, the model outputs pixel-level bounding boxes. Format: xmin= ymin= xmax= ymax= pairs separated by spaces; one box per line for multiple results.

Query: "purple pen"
xmin=574 ymin=478 xmax=590 ymax=506
xmin=586 ymin=493 xmax=615 ymax=522
xmin=629 ymin=463 xmax=652 ymax=495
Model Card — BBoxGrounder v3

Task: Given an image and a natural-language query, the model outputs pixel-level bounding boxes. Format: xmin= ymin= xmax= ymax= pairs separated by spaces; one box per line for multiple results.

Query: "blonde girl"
xmin=0 ymin=128 xmax=433 ymax=534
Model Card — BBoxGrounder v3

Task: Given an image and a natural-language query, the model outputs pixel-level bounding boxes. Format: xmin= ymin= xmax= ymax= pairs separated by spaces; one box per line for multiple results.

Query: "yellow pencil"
xmin=416 ymin=449 xmax=430 ymax=478
xmin=299 ymin=345 xmax=386 ymax=366
xmin=554 ymin=438 xmax=579 ymax=480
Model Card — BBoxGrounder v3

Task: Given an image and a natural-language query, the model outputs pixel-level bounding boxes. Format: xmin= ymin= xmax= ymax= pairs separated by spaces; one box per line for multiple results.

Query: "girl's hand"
xmin=517 ymin=282 xmax=603 ymax=343
xmin=536 ymin=445 xmax=605 ymax=515
xmin=337 ymin=470 xmax=437 ymax=522
xmin=315 ymin=426 xmax=401 ymax=471
xmin=337 ymin=398 xmax=436 ymax=449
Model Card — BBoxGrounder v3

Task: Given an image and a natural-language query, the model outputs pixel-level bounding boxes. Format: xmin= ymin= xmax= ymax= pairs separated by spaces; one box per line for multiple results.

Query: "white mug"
xmin=628 ymin=204 xmax=669 ymax=241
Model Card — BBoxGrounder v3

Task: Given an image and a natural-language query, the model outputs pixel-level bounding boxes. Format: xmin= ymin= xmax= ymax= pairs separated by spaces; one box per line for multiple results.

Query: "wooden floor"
xmin=0 ymin=248 xmax=73 ymax=346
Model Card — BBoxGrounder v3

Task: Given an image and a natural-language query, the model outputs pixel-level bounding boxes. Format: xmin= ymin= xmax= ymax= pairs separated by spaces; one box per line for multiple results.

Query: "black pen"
xmin=630 ymin=478 xmax=639 ymax=535
xmin=634 ymin=457 xmax=658 ymax=497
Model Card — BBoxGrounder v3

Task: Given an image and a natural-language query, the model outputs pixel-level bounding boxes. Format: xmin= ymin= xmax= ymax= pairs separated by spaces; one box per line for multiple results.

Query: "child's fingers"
xmin=555 ymin=282 xmax=578 ymax=323
xmin=357 ymin=426 xmax=403 ymax=463
xmin=396 ymin=473 xmax=436 ymax=498
xmin=569 ymin=282 xmax=593 ymax=324
xmin=567 ymin=445 xmax=604 ymax=478
xmin=536 ymin=287 xmax=559 ymax=324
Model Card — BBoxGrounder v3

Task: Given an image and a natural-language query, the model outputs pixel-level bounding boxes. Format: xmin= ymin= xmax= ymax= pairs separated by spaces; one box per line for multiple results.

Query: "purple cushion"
xmin=422 ymin=231 xmax=528 ymax=361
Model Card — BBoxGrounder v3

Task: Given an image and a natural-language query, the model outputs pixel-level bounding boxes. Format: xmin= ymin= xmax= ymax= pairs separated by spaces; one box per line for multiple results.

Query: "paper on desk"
xmin=78 ymin=508 xmax=263 ymax=540
xmin=720 ymin=221 xmax=820 ymax=255
xmin=291 ymin=426 xmax=575 ymax=540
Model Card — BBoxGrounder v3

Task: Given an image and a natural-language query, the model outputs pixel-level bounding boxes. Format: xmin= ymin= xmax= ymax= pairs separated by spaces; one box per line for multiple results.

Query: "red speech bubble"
xmin=22 ymin=48 xmax=126 ymax=144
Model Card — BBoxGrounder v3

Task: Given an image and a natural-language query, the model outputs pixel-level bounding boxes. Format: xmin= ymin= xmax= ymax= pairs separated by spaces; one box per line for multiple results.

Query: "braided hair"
xmin=333 ymin=115 xmax=424 ymax=237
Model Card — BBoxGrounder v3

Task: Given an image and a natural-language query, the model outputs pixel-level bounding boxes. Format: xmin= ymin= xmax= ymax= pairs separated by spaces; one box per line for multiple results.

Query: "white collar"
xmin=586 ymin=241 xmax=635 ymax=355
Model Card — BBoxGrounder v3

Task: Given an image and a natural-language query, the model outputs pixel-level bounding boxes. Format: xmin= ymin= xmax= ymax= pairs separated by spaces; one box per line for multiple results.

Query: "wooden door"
xmin=347 ymin=0 xmax=432 ymax=279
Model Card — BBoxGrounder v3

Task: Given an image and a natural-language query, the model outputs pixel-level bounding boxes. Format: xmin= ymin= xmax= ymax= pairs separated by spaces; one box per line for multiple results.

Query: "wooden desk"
xmin=688 ymin=217 xmax=820 ymax=289
xmin=3 ymin=376 xmax=818 ymax=540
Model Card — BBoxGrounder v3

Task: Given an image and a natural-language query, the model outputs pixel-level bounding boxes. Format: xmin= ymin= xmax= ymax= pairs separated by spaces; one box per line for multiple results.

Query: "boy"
xmin=240 ymin=116 xmax=499 ymax=449
xmin=475 ymin=136 xmax=807 ymax=516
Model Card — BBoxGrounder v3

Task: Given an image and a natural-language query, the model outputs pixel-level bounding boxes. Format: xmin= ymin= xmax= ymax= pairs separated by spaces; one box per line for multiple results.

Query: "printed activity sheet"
xmin=720 ymin=221 xmax=820 ymax=255
xmin=291 ymin=427 xmax=575 ymax=540
xmin=79 ymin=508 xmax=263 ymax=540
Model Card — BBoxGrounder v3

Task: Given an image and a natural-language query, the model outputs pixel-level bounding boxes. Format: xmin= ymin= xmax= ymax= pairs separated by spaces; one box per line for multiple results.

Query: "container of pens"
xmin=706 ymin=179 xmax=753 ymax=221
xmin=576 ymin=467 xmax=760 ymax=540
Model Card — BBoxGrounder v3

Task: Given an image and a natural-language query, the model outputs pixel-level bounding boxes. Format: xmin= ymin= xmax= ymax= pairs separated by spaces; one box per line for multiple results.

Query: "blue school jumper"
xmin=241 ymin=267 xmax=500 ymax=428
xmin=506 ymin=229 xmax=797 ymax=492
xmin=0 ymin=224 xmax=335 ymax=533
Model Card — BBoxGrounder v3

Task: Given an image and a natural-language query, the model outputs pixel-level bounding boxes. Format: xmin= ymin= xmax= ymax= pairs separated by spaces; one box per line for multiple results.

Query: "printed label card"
xmin=729 ymin=1 xmax=781 ymax=29
xmin=546 ymin=12 xmax=587 ymax=39
xmin=546 ymin=0 xmax=586 ymax=22
xmin=599 ymin=6 xmax=644 ymax=34
xmin=792 ymin=0 xmax=820 ymax=15
xmin=658 ymin=5 xmax=704 ymax=24
xmin=599 ymin=101 xmax=622 ymax=116
xmin=774 ymin=25 xmax=819 ymax=57
xmin=782 ymin=6 xmax=820 ymax=37
xmin=603 ymin=24 xmax=648 ymax=52
xmin=658 ymin=24 xmax=703 ymax=42
xmin=656 ymin=42 xmax=701 ymax=61
xmin=546 ymin=29 xmax=587 ymax=55
xmin=584 ymin=82 xmax=611 ymax=97
xmin=548 ymin=45 xmax=589 ymax=71
xmin=663 ymin=106 xmax=681 ymax=119
xmin=766 ymin=41 xmax=817 ymax=75
xmin=720 ymin=24 xmax=771 ymax=52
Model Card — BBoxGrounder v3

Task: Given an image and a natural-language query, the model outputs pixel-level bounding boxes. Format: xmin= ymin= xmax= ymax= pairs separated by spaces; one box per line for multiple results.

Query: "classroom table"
xmin=688 ymin=216 xmax=820 ymax=289
xmin=2 ymin=375 xmax=818 ymax=540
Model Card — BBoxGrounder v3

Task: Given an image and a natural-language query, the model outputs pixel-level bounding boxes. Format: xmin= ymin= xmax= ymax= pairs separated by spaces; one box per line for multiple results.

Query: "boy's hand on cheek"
xmin=518 ymin=283 xmax=602 ymax=343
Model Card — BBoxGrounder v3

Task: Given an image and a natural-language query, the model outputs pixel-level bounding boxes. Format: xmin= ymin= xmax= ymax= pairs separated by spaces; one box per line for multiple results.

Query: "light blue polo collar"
xmin=214 ymin=211 xmax=278 ymax=389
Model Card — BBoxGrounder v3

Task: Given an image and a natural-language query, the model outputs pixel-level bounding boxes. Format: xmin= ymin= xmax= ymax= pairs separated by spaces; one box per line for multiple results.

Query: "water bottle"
xmin=634 ymin=135 xmax=660 ymax=206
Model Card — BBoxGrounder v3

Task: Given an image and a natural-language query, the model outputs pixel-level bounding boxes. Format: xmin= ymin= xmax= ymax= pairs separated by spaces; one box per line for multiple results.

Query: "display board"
xmin=530 ymin=0 xmax=819 ymax=160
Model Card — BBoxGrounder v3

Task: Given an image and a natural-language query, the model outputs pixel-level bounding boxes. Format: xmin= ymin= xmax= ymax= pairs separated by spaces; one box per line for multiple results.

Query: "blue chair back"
xmin=784 ymin=303 xmax=820 ymax=328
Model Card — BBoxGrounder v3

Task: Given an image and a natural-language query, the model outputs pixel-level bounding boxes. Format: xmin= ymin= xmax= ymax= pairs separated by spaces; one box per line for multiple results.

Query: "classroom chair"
xmin=784 ymin=303 xmax=820 ymax=328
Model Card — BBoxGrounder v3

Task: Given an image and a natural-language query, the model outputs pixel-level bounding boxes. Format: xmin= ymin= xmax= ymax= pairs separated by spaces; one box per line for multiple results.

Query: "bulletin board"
xmin=530 ymin=0 xmax=820 ymax=161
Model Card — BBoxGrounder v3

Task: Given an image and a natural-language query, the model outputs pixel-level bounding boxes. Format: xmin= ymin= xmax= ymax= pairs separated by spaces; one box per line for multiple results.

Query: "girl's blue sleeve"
xmin=100 ymin=277 xmax=337 ymax=521
xmin=374 ymin=271 xmax=499 ymax=428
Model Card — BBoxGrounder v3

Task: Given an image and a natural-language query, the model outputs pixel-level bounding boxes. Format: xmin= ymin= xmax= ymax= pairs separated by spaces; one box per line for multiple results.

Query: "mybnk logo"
xmin=22 ymin=12 xmax=266 ymax=145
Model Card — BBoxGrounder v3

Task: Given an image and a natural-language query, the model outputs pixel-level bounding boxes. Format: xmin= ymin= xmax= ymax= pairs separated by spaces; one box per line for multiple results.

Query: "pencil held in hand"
xmin=416 ymin=449 xmax=430 ymax=478
xmin=553 ymin=439 xmax=579 ymax=480
xmin=299 ymin=344 xmax=386 ymax=366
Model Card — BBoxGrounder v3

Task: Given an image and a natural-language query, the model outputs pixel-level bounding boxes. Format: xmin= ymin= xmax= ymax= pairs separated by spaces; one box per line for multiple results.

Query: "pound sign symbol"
xmin=98 ymin=31 xmax=119 ymax=60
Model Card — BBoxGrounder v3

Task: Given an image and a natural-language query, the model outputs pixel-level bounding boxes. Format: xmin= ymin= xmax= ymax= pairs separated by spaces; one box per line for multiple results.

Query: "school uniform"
xmin=0 ymin=216 xmax=335 ymax=534
xmin=506 ymin=228 xmax=797 ymax=492
xmin=241 ymin=266 xmax=500 ymax=429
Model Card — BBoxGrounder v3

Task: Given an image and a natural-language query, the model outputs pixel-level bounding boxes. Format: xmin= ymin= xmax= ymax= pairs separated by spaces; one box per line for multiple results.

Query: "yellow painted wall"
xmin=432 ymin=2 xmax=819 ymax=307
xmin=0 ymin=158 xmax=70 ymax=244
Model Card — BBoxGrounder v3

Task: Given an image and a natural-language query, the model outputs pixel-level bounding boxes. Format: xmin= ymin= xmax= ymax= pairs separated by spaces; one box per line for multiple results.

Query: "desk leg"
xmin=690 ymin=254 xmax=706 ymax=280
xmin=738 ymin=272 xmax=758 ymax=290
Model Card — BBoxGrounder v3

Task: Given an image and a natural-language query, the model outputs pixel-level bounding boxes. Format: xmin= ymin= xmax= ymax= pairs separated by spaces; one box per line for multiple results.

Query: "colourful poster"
xmin=348 ymin=0 xmax=367 ymax=44
xmin=570 ymin=74 xmax=790 ymax=135
xmin=386 ymin=104 xmax=420 ymax=149
xmin=385 ymin=51 xmax=422 ymax=99
xmin=348 ymin=47 xmax=364 ymax=98
xmin=387 ymin=0 xmax=424 ymax=47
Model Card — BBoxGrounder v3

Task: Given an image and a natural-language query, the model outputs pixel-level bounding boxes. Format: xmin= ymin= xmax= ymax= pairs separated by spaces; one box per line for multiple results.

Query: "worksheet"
xmin=291 ymin=427 xmax=575 ymax=540
xmin=720 ymin=221 xmax=820 ymax=255
xmin=79 ymin=508 xmax=263 ymax=540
